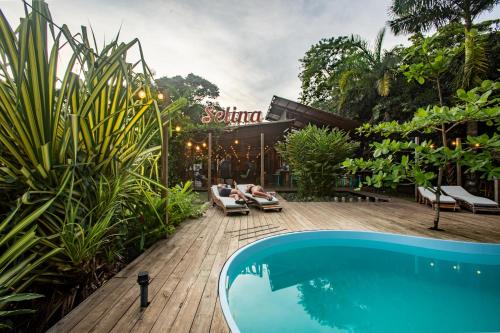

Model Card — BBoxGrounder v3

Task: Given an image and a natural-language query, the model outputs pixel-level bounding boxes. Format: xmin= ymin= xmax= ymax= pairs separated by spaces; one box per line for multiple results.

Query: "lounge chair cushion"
xmin=418 ymin=187 xmax=456 ymax=204
xmin=442 ymin=186 xmax=498 ymax=207
xmin=211 ymin=186 xmax=246 ymax=208
xmin=237 ymin=184 xmax=279 ymax=205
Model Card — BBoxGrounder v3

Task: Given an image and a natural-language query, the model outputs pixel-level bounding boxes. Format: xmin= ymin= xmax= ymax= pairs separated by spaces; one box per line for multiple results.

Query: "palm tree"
xmin=388 ymin=0 xmax=499 ymax=133
xmin=338 ymin=28 xmax=399 ymax=119
xmin=388 ymin=0 xmax=498 ymax=87
xmin=388 ymin=0 xmax=499 ymax=34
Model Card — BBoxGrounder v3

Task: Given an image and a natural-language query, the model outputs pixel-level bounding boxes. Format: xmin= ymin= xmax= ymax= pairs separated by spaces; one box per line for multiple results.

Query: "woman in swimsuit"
xmin=217 ymin=184 xmax=249 ymax=204
xmin=245 ymin=184 xmax=274 ymax=200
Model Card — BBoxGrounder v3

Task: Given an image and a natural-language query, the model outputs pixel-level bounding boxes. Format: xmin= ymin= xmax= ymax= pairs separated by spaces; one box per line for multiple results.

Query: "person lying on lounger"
xmin=242 ymin=183 xmax=275 ymax=201
xmin=217 ymin=184 xmax=249 ymax=204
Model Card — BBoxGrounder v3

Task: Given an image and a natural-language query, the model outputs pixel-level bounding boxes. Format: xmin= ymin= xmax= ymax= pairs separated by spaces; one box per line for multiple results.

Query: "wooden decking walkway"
xmin=49 ymin=198 xmax=500 ymax=333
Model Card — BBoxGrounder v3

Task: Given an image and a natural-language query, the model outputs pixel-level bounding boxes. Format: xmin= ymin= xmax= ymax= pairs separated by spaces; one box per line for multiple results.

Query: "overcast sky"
xmin=2 ymin=0 xmax=500 ymax=111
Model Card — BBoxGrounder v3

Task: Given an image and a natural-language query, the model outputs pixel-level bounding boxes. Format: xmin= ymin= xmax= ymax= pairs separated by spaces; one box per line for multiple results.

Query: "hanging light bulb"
xmin=234 ymin=139 xmax=239 ymax=144
xmin=474 ymin=143 xmax=480 ymax=148
xmin=195 ymin=145 xmax=200 ymax=151
xmin=175 ymin=125 xmax=181 ymax=132
xmin=157 ymin=92 xmax=164 ymax=100
xmin=187 ymin=141 xmax=192 ymax=147
xmin=202 ymin=142 xmax=207 ymax=148
xmin=138 ymin=90 xmax=146 ymax=99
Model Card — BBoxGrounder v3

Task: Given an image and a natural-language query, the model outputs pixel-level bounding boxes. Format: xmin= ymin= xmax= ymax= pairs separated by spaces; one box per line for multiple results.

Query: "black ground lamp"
xmin=137 ymin=271 xmax=150 ymax=308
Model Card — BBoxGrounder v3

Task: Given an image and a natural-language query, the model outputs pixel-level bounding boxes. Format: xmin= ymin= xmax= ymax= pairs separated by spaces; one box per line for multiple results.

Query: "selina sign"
xmin=201 ymin=105 xmax=262 ymax=124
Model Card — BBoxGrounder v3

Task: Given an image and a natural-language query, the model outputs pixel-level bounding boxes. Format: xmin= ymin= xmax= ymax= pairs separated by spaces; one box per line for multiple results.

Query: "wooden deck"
xmin=49 ymin=198 xmax=500 ymax=333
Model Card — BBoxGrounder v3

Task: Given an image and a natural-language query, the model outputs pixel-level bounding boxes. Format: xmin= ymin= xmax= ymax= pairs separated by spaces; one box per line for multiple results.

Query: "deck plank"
xmin=51 ymin=198 xmax=500 ymax=332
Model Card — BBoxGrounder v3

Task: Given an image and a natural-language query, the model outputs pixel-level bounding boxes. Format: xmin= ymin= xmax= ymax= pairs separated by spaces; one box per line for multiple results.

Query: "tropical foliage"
xmin=0 ymin=2 xmax=203 ymax=330
xmin=276 ymin=125 xmax=359 ymax=197
xmin=389 ymin=0 xmax=499 ymax=100
xmin=343 ymin=79 xmax=500 ymax=229
xmin=299 ymin=28 xmax=400 ymax=121
xmin=156 ymin=73 xmax=219 ymax=121
xmin=300 ymin=13 xmax=500 ymax=123
xmin=156 ymin=74 xmax=224 ymax=185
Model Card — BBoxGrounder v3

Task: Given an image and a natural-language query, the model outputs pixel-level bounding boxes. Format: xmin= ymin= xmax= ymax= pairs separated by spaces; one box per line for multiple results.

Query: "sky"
xmin=2 ymin=0 xmax=500 ymax=111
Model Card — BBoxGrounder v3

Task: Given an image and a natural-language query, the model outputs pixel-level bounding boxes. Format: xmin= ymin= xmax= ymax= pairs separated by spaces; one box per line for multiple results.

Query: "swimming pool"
xmin=219 ymin=231 xmax=500 ymax=333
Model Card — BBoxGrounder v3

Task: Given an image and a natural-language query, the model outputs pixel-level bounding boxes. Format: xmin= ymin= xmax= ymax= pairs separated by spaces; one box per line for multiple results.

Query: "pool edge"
xmin=217 ymin=229 xmax=500 ymax=333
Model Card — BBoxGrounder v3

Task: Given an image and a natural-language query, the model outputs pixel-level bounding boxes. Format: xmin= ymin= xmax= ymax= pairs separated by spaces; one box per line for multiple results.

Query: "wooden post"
xmin=456 ymin=137 xmax=462 ymax=186
xmin=414 ymin=136 xmax=419 ymax=200
xmin=161 ymin=121 xmax=169 ymax=226
xmin=208 ymin=132 xmax=212 ymax=200
xmin=260 ymin=133 xmax=265 ymax=186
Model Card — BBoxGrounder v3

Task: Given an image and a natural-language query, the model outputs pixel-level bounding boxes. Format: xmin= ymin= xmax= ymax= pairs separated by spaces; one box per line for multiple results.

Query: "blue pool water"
xmin=219 ymin=231 xmax=500 ymax=333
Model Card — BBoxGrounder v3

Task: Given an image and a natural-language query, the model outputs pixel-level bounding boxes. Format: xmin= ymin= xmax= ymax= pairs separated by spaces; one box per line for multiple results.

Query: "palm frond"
xmin=376 ymin=72 xmax=392 ymax=97
xmin=460 ymin=28 xmax=489 ymax=88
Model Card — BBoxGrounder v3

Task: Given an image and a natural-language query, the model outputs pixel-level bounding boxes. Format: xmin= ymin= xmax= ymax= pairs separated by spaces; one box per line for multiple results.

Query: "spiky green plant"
xmin=0 ymin=187 xmax=65 ymax=329
xmin=0 ymin=1 xmax=191 ymax=328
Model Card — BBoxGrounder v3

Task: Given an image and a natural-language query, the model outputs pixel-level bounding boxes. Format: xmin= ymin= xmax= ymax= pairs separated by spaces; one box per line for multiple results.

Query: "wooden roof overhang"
xmin=213 ymin=119 xmax=294 ymax=147
xmin=265 ymin=95 xmax=360 ymax=131
xmin=211 ymin=119 xmax=293 ymax=159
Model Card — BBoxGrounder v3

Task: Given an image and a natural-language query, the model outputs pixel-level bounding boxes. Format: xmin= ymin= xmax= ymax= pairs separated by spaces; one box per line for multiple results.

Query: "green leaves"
xmin=299 ymin=27 xmax=400 ymax=120
xmin=276 ymin=125 xmax=359 ymax=197
xmin=401 ymin=34 xmax=458 ymax=84
xmin=358 ymin=78 xmax=500 ymax=138
xmin=344 ymin=78 xmax=500 ymax=197
xmin=0 ymin=2 xmax=197 ymax=329
xmin=0 ymin=291 xmax=44 ymax=329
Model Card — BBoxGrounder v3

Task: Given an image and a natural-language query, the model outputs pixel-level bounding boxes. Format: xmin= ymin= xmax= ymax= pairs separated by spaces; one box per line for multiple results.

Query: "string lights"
xmin=429 ymin=140 xmax=481 ymax=149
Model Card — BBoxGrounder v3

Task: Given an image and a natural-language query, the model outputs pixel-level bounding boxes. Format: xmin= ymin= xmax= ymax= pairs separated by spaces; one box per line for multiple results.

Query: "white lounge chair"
xmin=417 ymin=187 xmax=460 ymax=211
xmin=210 ymin=185 xmax=249 ymax=216
xmin=441 ymin=186 xmax=500 ymax=214
xmin=236 ymin=184 xmax=282 ymax=212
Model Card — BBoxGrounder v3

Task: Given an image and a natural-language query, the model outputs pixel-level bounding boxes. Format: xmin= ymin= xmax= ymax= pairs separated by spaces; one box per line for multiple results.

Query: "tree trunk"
xmin=430 ymin=167 xmax=444 ymax=231
xmin=436 ymin=78 xmax=443 ymax=106
xmin=441 ymin=124 xmax=447 ymax=147
xmin=463 ymin=16 xmax=479 ymax=136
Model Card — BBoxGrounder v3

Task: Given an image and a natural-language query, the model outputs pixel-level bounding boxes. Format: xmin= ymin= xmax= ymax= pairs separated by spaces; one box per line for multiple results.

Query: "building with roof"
xmin=188 ymin=96 xmax=359 ymax=190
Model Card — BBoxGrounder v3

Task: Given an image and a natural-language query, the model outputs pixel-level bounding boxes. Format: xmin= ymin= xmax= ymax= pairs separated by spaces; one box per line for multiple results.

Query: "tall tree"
xmin=389 ymin=0 xmax=499 ymax=87
xmin=389 ymin=0 xmax=500 ymax=135
xmin=299 ymin=28 xmax=399 ymax=121
xmin=156 ymin=73 xmax=219 ymax=121
xmin=344 ymin=79 xmax=500 ymax=229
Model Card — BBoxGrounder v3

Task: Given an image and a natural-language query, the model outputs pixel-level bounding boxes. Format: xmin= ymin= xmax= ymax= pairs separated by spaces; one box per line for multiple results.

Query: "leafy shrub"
xmin=122 ymin=181 xmax=206 ymax=259
xmin=276 ymin=125 xmax=359 ymax=197
xmin=168 ymin=182 xmax=206 ymax=226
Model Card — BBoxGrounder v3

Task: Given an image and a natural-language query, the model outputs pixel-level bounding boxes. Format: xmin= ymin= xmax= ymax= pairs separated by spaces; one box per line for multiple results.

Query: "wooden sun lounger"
xmin=442 ymin=186 xmax=500 ymax=214
xmin=211 ymin=186 xmax=249 ymax=216
xmin=236 ymin=184 xmax=283 ymax=212
xmin=417 ymin=187 xmax=460 ymax=211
